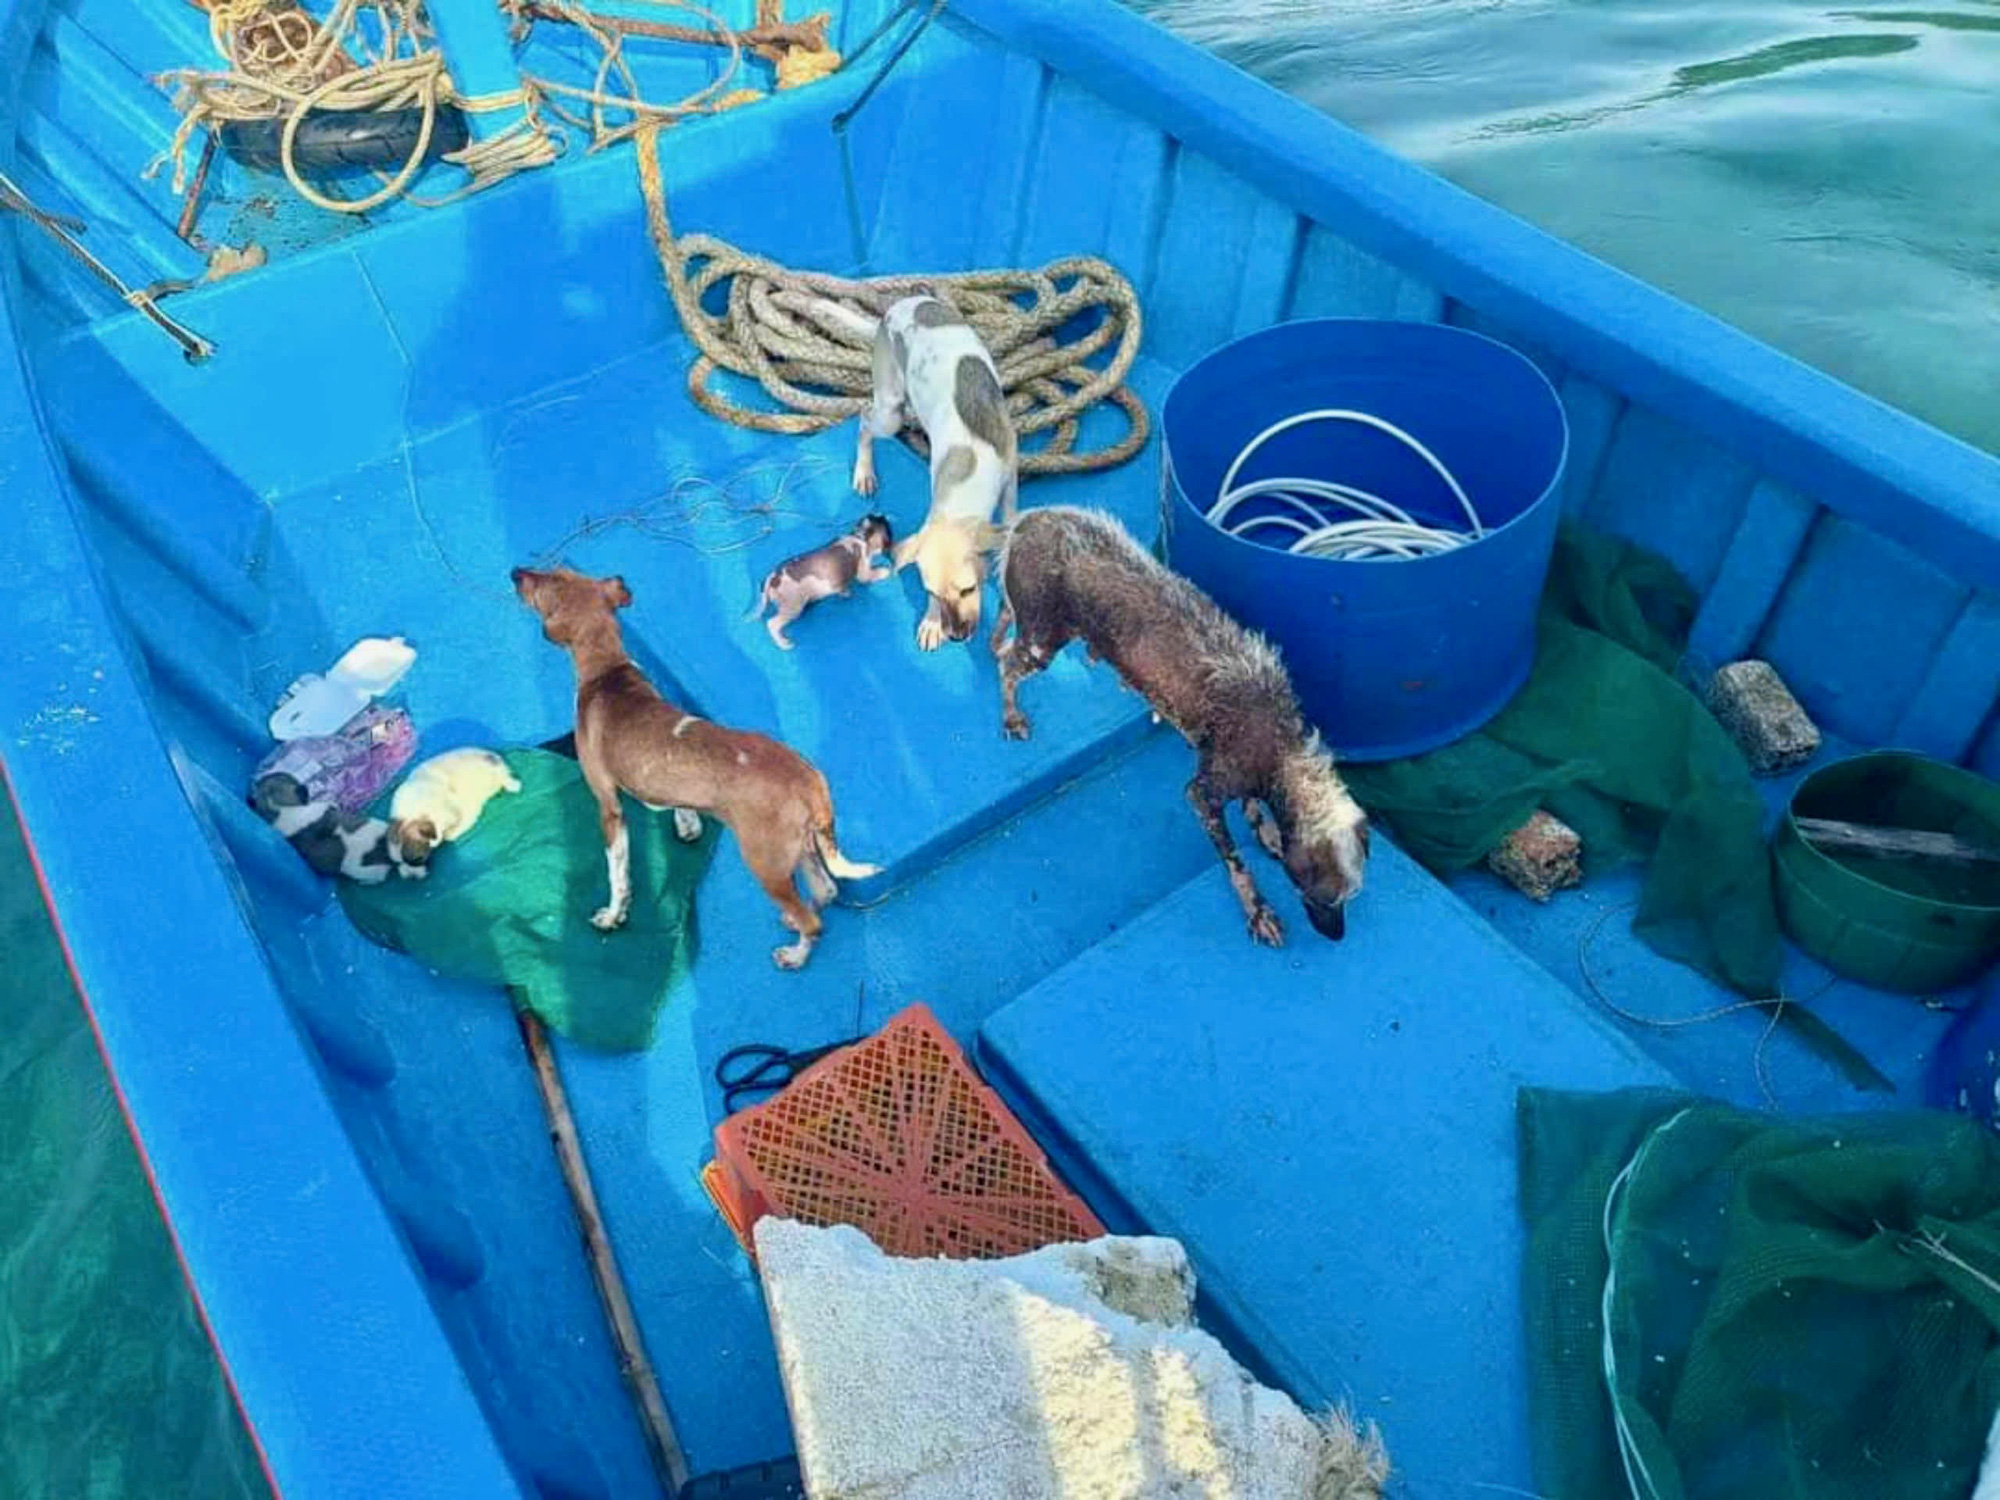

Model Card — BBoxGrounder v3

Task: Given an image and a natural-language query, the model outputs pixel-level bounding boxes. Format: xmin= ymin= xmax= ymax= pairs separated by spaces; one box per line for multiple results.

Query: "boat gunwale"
xmin=42 ymin=0 xmax=2000 ymax=593
xmin=0 ymin=2 xmax=530 ymax=1494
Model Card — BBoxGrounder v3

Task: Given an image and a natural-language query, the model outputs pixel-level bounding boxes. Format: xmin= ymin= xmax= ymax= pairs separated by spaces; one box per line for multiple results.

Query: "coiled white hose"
xmin=1208 ymin=408 xmax=1484 ymax=560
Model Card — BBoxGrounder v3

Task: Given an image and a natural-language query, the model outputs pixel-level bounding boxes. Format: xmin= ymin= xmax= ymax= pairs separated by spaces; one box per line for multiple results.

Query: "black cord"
xmin=831 ymin=0 xmax=946 ymax=135
xmin=832 ymin=0 xmax=947 ymax=269
xmin=716 ymin=1037 xmax=864 ymax=1113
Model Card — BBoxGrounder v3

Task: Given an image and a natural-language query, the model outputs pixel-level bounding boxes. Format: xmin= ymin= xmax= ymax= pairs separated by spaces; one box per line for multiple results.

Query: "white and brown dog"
xmin=819 ymin=293 xmax=1018 ymax=650
xmin=387 ymin=747 xmax=522 ymax=871
xmin=744 ymin=513 xmax=895 ymax=651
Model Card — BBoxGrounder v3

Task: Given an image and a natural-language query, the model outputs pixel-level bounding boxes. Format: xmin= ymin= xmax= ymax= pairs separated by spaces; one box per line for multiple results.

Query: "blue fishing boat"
xmin=3 ymin=0 xmax=1997 ymax=1495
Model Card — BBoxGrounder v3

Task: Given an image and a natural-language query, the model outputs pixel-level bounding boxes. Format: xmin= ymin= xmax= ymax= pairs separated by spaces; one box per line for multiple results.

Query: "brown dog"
xmin=990 ymin=506 xmax=1369 ymax=946
xmin=512 ymin=566 xmax=879 ymax=969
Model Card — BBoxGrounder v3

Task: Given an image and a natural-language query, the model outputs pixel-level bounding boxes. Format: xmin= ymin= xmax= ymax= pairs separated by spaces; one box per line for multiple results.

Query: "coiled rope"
xmin=1209 ymin=408 xmax=1484 ymax=560
xmin=634 ymin=121 xmax=1151 ymax=476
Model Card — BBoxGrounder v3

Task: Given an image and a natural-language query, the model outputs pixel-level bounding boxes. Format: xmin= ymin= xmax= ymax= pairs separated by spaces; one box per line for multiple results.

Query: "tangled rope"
xmin=155 ymin=0 xmax=559 ymax=214
xmin=503 ymin=0 xmax=747 ymax=154
xmin=634 ymin=121 xmax=1150 ymax=476
xmin=154 ymin=0 xmax=841 ymax=216
xmin=1577 ymin=899 xmax=1843 ymax=1109
xmin=502 ymin=0 xmax=843 ymax=152
xmin=533 ymin=454 xmax=836 ymax=562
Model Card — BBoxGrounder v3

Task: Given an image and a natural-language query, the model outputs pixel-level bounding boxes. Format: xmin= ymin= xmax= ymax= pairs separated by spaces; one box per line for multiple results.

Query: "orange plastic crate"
xmin=705 ymin=1003 xmax=1105 ymax=1260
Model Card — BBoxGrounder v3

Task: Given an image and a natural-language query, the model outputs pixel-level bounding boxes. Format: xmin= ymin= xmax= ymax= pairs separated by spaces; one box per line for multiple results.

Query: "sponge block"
xmin=754 ymin=1217 xmax=1387 ymax=1500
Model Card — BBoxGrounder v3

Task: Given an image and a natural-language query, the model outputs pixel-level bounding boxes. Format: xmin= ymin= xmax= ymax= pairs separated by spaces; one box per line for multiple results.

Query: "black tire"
xmin=220 ymin=105 xmax=471 ymax=174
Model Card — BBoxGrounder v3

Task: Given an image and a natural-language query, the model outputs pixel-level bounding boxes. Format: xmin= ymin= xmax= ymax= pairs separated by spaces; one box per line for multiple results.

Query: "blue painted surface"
xmin=979 ymin=847 xmax=1679 ymax=1497
xmin=1160 ymin=318 xmax=1568 ymax=761
xmin=1929 ymin=970 xmax=2000 ymax=1127
xmin=423 ymin=0 xmax=529 ymax=140
xmin=0 ymin=12 xmax=527 ymax=1500
xmin=0 ymin=0 xmax=1995 ymax=1494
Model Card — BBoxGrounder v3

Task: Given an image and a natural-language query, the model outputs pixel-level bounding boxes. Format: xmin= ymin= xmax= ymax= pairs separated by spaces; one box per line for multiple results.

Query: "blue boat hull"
xmin=1 ymin=0 xmax=1995 ymax=1494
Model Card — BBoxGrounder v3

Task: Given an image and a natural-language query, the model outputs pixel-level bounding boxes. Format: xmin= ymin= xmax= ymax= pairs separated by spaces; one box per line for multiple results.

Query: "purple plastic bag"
xmin=251 ymin=705 xmax=417 ymax=815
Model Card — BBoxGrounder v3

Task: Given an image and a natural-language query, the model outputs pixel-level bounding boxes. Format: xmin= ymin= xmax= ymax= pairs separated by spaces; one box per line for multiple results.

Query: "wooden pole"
xmin=514 ymin=1 xmax=832 ymax=60
xmin=1797 ymin=817 xmax=2000 ymax=868
xmin=176 ymin=133 xmax=218 ymax=246
xmin=518 ymin=1010 xmax=690 ymax=1497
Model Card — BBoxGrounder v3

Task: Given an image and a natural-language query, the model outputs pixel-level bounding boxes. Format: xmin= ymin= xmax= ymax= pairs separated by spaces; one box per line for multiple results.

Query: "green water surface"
xmin=0 ymin=797 xmax=267 ymax=1499
xmin=1134 ymin=0 xmax=2000 ymax=455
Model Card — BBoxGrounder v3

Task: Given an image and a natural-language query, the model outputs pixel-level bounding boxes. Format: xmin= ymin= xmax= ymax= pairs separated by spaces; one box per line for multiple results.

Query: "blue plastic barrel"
xmin=1161 ymin=319 xmax=1570 ymax=761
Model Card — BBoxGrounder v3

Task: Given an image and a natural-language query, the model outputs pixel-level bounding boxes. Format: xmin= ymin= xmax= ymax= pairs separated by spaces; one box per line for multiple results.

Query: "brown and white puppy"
xmin=512 ymin=565 xmax=879 ymax=970
xmin=990 ymin=505 xmax=1370 ymax=946
xmin=744 ymin=514 xmax=894 ymax=651
xmin=816 ymin=293 xmax=1017 ymax=650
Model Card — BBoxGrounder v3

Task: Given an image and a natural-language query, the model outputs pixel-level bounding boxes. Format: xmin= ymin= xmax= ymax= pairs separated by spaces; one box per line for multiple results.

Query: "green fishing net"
xmin=1342 ymin=529 xmax=1883 ymax=1089
xmin=341 ymin=748 xmax=716 ymax=1052
xmin=1519 ymin=1086 xmax=2000 ymax=1500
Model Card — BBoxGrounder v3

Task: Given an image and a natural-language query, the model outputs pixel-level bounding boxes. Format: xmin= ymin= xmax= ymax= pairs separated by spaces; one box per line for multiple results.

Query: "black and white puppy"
xmin=249 ymin=771 xmax=423 ymax=885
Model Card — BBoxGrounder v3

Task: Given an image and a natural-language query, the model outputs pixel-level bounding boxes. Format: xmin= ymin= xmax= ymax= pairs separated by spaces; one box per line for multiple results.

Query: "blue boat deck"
xmin=981 ymin=848 xmax=1674 ymax=1493
xmin=58 ymin=346 xmax=1976 ymax=1478
xmin=260 ymin=379 xmax=1165 ymax=901
xmin=4 ymin=0 xmax=1999 ymax=1495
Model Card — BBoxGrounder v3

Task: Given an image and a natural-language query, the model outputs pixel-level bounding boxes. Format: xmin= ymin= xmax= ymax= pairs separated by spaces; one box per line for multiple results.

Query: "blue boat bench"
xmin=977 ymin=835 xmax=1678 ymax=1498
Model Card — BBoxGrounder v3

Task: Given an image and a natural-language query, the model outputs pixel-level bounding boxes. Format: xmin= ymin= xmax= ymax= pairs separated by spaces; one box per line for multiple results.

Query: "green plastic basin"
xmin=1773 ymin=750 xmax=2000 ymax=994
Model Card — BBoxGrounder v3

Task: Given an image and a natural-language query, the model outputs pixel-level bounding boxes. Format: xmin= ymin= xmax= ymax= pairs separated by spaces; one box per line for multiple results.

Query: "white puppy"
xmin=816 ymin=293 xmax=1019 ymax=651
xmin=387 ymin=748 xmax=522 ymax=872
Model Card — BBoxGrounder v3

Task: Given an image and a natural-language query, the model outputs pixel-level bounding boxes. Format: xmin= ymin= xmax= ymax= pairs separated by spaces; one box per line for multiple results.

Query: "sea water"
xmin=0 ymin=800 xmax=265 ymax=1498
xmin=1131 ymin=0 xmax=2000 ymax=456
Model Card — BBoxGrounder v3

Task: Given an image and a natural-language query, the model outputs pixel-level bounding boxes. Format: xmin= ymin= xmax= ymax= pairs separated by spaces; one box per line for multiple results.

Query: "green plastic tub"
xmin=1773 ymin=750 xmax=2000 ymax=994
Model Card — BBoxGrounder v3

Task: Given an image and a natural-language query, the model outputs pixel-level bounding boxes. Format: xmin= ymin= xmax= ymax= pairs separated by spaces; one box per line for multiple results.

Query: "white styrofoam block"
xmin=754 ymin=1217 xmax=1388 ymax=1500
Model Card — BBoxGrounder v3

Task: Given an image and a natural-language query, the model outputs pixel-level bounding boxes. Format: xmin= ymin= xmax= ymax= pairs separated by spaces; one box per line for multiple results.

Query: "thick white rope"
xmin=1208 ymin=407 xmax=1484 ymax=561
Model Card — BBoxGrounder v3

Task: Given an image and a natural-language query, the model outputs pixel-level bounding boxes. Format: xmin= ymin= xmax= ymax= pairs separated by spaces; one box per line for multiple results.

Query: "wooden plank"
xmin=1582 ymin=403 xmax=1757 ymax=593
xmin=1758 ymin=514 xmax=1968 ymax=747
xmin=1287 ymin=219 xmax=1445 ymax=324
xmin=1013 ymin=67 xmax=1171 ymax=269
xmin=1796 ymin=817 xmax=2000 ymax=868
xmin=520 ymin=1011 xmax=690 ymax=1496
xmin=1229 ymin=199 xmax=1303 ymax=338
xmin=1554 ymin=374 xmax=1621 ymax=518
xmin=1148 ymin=148 xmax=1289 ymax=365
xmin=1443 ymin=298 xmax=1568 ymax=390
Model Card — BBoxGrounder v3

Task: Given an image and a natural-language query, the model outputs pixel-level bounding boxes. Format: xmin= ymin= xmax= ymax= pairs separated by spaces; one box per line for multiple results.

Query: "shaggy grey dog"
xmin=991 ymin=504 xmax=1370 ymax=945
